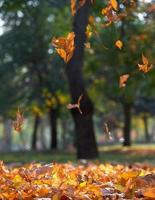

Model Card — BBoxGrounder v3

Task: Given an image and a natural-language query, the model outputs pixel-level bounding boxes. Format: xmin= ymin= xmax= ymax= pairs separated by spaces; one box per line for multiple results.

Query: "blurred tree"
xmin=66 ymin=0 xmax=98 ymax=159
xmin=0 ymin=0 xmax=70 ymax=150
xmin=83 ymin=0 xmax=155 ymax=146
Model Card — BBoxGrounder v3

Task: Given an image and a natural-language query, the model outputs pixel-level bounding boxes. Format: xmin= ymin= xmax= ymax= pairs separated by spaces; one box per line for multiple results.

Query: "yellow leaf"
xmin=114 ymin=184 xmax=125 ymax=192
xmin=111 ymin=0 xmax=118 ymax=10
xmin=53 ymin=194 xmax=60 ymax=200
xmin=80 ymin=181 xmax=87 ymax=187
xmin=115 ymin=40 xmax=123 ymax=49
xmin=121 ymin=171 xmax=140 ymax=180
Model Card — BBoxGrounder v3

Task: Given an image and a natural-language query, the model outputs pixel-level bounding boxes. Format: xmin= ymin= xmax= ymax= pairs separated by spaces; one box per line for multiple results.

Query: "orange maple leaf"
xmin=119 ymin=74 xmax=130 ymax=88
xmin=12 ymin=108 xmax=24 ymax=132
xmin=52 ymin=32 xmax=75 ymax=63
xmin=110 ymin=0 xmax=118 ymax=11
xmin=101 ymin=3 xmax=126 ymax=27
xmin=71 ymin=0 xmax=76 ymax=16
xmin=138 ymin=54 xmax=153 ymax=73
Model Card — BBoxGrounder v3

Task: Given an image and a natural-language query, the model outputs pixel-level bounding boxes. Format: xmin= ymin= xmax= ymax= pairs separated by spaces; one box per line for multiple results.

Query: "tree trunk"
xmin=49 ymin=107 xmax=58 ymax=150
xmin=143 ymin=115 xmax=150 ymax=143
xmin=123 ymin=103 xmax=132 ymax=146
xmin=66 ymin=0 xmax=98 ymax=159
xmin=3 ymin=118 xmax=12 ymax=151
xmin=39 ymin=116 xmax=47 ymax=150
xmin=32 ymin=114 xmax=40 ymax=150
xmin=61 ymin=119 xmax=67 ymax=149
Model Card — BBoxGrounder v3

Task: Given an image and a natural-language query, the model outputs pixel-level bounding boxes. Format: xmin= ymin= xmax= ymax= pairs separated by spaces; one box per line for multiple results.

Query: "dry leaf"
xmin=85 ymin=42 xmax=91 ymax=49
xmin=12 ymin=108 xmax=24 ymax=132
xmin=102 ymin=5 xmax=119 ymax=27
xmin=138 ymin=54 xmax=153 ymax=73
xmin=67 ymin=94 xmax=83 ymax=114
xmin=115 ymin=40 xmax=123 ymax=49
xmin=104 ymin=123 xmax=113 ymax=141
xmin=121 ymin=171 xmax=140 ymax=180
xmin=142 ymin=53 xmax=149 ymax=65
xmin=110 ymin=0 xmax=118 ymax=10
xmin=142 ymin=187 xmax=155 ymax=198
xmin=119 ymin=74 xmax=130 ymax=88
xmin=101 ymin=3 xmax=126 ymax=27
xmin=52 ymin=32 xmax=75 ymax=63
xmin=0 ymin=162 xmax=155 ymax=199
xmin=71 ymin=0 xmax=76 ymax=16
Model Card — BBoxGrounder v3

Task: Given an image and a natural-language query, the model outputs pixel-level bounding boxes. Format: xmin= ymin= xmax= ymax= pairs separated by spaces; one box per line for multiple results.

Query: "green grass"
xmin=0 ymin=144 xmax=155 ymax=165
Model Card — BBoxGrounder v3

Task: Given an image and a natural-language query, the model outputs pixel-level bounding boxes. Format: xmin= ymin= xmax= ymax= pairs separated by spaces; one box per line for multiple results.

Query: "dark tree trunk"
xmin=143 ymin=115 xmax=150 ymax=143
xmin=49 ymin=107 xmax=58 ymax=150
xmin=66 ymin=0 xmax=98 ymax=159
xmin=123 ymin=103 xmax=132 ymax=146
xmin=32 ymin=114 xmax=40 ymax=150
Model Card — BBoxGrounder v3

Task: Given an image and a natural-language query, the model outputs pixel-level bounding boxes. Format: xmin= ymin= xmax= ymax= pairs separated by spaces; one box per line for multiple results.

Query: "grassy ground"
xmin=0 ymin=144 xmax=155 ymax=165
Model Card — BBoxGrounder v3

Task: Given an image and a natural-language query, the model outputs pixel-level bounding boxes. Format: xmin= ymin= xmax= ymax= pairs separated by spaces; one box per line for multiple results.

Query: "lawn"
xmin=0 ymin=144 xmax=155 ymax=165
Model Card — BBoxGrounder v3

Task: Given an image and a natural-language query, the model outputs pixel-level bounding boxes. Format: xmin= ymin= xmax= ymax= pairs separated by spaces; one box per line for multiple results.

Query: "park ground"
xmin=1 ymin=144 xmax=155 ymax=165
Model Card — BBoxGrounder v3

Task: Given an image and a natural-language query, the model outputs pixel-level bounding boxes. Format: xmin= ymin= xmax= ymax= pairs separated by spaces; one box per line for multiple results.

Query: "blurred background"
xmin=0 ymin=0 xmax=155 ymax=163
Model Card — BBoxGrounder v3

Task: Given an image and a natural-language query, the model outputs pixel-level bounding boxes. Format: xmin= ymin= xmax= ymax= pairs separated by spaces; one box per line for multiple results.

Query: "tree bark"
xmin=32 ymin=114 xmax=40 ymax=150
xmin=66 ymin=0 xmax=98 ymax=159
xmin=143 ymin=115 xmax=150 ymax=143
xmin=123 ymin=103 xmax=132 ymax=146
xmin=49 ymin=107 xmax=58 ymax=150
xmin=3 ymin=118 xmax=12 ymax=151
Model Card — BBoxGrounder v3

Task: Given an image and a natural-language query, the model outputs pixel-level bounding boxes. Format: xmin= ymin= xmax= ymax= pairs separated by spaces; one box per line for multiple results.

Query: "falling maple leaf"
xmin=104 ymin=123 xmax=113 ymax=141
xmin=110 ymin=0 xmax=118 ymax=10
xmin=101 ymin=3 xmax=126 ymax=27
xmin=71 ymin=0 xmax=76 ymax=16
xmin=119 ymin=74 xmax=130 ymax=88
xmin=52 ymin=32 xmax=75 ymax=63
xmin=115 ymin=40 xmax=123 ymax=49
xmin=67 ymin=94 xmax=83 ymax=114
xmin=101 ymin=5 xmax=119 ymax=27
xmin=138 ymin=54 xmax=153 ymax=73
xmin=12 ymin=108 xmax=24 ymax=132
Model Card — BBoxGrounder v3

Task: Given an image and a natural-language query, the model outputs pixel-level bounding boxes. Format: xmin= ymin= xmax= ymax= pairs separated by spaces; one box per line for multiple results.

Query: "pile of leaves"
xmin=0 ymin=161 xmax=155 ymax=199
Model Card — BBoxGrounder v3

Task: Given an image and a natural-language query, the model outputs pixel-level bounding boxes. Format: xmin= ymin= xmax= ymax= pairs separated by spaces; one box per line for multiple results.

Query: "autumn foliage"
xmin=0 ymin=161 xmax=155 ymax=199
